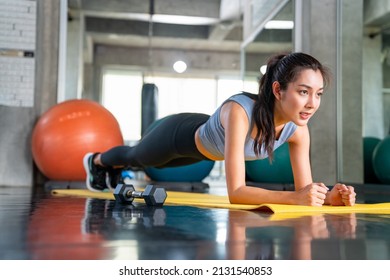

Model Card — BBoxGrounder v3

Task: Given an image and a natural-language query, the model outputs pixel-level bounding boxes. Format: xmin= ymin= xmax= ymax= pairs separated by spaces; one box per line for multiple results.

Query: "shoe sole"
xmin=105 ymin=174 xmax=115 ymax=191
xmin=83 ymin=152 xmax=100 ymax=192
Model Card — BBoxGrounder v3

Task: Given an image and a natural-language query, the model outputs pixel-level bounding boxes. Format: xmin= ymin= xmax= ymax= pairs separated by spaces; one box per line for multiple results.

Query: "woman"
xmin=84 ymin=52 xmax=356 ymax=206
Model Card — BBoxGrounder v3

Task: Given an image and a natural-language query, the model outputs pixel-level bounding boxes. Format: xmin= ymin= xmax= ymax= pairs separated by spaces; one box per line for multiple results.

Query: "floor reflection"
xmin=27 ymin=195 xmax=390 ymax=259
xmin=1 ymin=186 xmax=390 ymax=260
xmin=226 ymin=210 xmax=358 ymax=259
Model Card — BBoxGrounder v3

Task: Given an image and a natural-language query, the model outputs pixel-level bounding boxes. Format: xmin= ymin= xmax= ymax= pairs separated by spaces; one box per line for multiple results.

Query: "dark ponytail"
xmin=252 ymin=52 xmax=330 ymax=161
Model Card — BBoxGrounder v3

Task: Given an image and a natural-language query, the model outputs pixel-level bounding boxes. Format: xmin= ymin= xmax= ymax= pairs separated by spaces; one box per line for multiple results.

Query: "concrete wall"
xmin=298 ymin=0 xmax=338 ymax=185
xmin=65 ymin=12 xmax=84 ymax=100
xmin=340 ymin=0 xmax=364 ymax=183
xmin=298 ymin=0 xmax=363 ymax=185
xmin=32 ymin=0 xmax=61 ymax=186
xmin=0 ymin=0 xmax=60 ymax=187
xmin=0 ymin=0 xmax=387 ymax=187
xmin=363 ymin=35 xmax=385 ymax=138
xmin=84 ymin=45 xmax=242 ymax=102
xmin=383 ymin=34 xmax=390 ymax=135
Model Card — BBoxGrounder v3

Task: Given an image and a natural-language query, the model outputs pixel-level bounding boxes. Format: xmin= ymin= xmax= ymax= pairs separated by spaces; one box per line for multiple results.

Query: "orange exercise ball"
xmin=31 ymin=99 xmax=124 ymax=181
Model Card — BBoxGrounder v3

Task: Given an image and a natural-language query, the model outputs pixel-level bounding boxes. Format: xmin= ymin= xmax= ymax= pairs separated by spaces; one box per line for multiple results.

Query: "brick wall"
xmin=0 ymin=0 xmax=36 ymax=107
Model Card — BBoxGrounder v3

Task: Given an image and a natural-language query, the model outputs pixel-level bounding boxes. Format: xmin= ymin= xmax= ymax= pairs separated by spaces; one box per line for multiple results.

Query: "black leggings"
xmin=100 ymin=113 xmax=211 ymax=169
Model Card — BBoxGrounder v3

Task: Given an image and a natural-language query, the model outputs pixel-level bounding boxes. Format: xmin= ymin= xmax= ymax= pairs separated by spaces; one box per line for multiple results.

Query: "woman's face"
xmin=274 ymin=69 xmax=324 ymax=126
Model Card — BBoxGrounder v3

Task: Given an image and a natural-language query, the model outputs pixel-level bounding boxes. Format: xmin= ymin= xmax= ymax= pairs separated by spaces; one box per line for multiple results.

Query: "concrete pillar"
xmin=296 ymin=0 xmax=363 ymax=185
xmin=34 ymin=0 xmax=60 ymax=116
xmin=340 ymin=0 xmax=364 ymax=183
xmin=383 ymin=42 xmax=390 ymax=135
xmin=363 ymin=35 xmax=385 ymax=138
xmin=33 ymin=0 xmax=61 ymax=185
xmin=65 ymin=11 xmax=84 ymax=100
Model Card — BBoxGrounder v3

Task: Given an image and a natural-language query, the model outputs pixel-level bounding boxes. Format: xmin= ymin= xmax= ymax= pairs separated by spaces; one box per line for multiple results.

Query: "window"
xmin=102 ymin=69 xmax=143 ymax=141
xmin=149 ymin=76 xmax=217 ymax=118
xmin=102 ymin=69 xmax=259 ymax=142
xmin=217 ymin=77 xmax=259 ymax=106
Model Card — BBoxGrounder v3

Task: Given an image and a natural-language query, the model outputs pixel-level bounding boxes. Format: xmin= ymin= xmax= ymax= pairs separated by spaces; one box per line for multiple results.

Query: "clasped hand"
xmin=327 ymin=183 xmax=356 ymax=206
xmin=297 ymin=183 xmax=356 ymax=206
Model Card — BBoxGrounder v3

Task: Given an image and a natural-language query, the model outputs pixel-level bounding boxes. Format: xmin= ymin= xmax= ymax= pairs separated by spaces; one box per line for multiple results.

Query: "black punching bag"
xmin=141 ymin=83 xmax=158 ymax=135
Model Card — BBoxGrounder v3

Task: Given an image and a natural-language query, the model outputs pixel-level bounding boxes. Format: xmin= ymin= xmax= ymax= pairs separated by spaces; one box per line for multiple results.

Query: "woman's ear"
xmin=272 ymin=81 xmax=282 ymax=100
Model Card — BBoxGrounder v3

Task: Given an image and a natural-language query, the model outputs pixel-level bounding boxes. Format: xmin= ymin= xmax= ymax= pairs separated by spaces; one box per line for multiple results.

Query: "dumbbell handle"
xmin=125 ymin=190 xmax=144 ymax=199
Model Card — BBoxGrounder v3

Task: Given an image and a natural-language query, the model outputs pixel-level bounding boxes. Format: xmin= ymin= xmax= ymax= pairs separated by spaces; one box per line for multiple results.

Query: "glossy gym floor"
xmin=1 ymin=180 xmax=390 ymax=260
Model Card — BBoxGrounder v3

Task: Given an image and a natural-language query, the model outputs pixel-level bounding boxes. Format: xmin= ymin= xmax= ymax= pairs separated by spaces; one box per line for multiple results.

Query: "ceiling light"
xmin=153 ymin=14 xmax=218 ymax=25
xmin=264 ymin=20 xmax=294 ymax=29
xmin=173 ymin=60 xmax=187 ymax=73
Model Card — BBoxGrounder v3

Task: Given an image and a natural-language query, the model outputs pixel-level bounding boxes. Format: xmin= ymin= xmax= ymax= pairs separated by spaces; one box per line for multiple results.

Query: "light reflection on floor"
xmin=0 ymin=183 xmax=390 ymax=260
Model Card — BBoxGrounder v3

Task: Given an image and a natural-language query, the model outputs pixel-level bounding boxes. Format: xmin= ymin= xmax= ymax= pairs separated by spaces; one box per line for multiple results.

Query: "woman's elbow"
xmin=227 ymin=187 xmax=244 ymax=204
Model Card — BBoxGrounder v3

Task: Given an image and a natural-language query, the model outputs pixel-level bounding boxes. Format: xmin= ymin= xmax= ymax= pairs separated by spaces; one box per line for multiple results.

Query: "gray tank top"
xmin=198 ymin=93 xmax=297 ymax=160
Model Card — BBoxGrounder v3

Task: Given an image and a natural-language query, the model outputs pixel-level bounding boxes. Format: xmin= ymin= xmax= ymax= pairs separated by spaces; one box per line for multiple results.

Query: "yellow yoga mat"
xmin=51 ymin=188 xmax=390 ymax=214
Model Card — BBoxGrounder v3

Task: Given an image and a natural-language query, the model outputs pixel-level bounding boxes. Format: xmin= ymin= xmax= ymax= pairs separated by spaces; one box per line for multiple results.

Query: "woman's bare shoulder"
xmin=288 ymin=124 xmax=310 ymax=144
